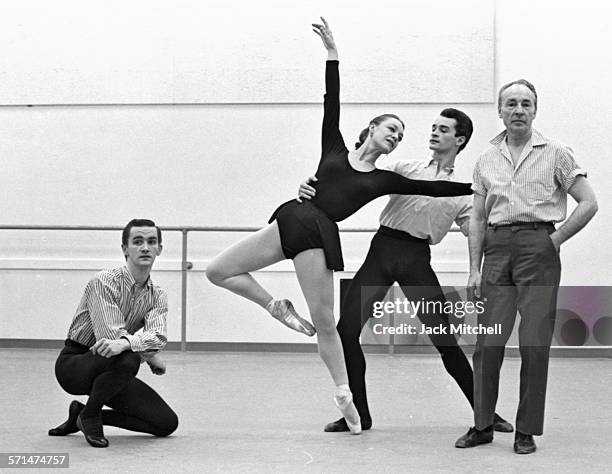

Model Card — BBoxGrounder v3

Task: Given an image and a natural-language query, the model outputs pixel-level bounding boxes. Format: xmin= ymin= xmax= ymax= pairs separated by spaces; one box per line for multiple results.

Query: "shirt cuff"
xmin=563 ymin=168 xmax=587 ymax=191
xmin=471 ymin=183 xmax=486 ymax=196
xmin=122 ymin=334 xmax=143 ymax=352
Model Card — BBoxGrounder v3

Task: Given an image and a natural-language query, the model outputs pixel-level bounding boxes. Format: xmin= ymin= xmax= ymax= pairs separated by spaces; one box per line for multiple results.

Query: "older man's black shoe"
xmin=48 ymin=400 xmax=85 ymax=436
xmin=324 ymin=417 xmax=372 ymax=432
xmin=455 ymin=426 xmax=493 ymax=448
xmin=514 ymin=431 xmax=536 ymax=454
xmin=493 ymin=413 xmax=514 ymax=433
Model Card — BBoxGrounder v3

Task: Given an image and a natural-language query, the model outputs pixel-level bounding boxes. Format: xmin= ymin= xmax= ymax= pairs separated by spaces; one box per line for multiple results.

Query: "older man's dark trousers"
xmin=473 ymin=224 xmax=561 ymax=435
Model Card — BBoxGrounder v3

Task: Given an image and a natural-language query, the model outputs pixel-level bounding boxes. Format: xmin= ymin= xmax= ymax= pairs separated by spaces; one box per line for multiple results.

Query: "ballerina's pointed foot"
xmin=334 ymin=391 xmax=362 ymax=435
xmin=268 ymin=299 xmax=316 ymax=336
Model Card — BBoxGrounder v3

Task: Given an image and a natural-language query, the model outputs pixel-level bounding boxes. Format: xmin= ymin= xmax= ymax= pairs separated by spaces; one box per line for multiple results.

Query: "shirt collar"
xmin=490 ymin=128 xmax=548 ymax=148
xmin=121 ymin=265 xmax=152 ymax=290
xmin=427 ymin=158 xmax=455 ymax=175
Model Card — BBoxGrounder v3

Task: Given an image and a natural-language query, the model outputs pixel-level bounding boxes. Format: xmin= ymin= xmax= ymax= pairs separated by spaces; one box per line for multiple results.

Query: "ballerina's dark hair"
xmin=355 ymin=114 xmax=405 ymax=149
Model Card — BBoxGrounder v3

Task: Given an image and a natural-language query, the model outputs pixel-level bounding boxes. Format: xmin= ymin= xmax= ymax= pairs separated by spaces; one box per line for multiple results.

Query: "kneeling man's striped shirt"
xmin=67 ymin=266 xmax=167 ymax=353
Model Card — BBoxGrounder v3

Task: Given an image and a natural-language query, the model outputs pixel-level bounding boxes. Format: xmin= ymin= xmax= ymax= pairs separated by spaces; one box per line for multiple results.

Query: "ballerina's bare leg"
xmin=206 ymin=222 xmax=314 ymax=335
xmin=207 ymin=224 xmax=360 ymax=432
xmin=293 ymin=248 xmax=361 ymax=433
xmin=206 ymin=222 xmax=284 ymax=307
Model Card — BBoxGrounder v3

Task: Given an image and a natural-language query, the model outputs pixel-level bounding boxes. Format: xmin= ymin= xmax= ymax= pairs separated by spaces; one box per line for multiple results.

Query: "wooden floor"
xmin=1 ymin=349 xmax=610 ymax=473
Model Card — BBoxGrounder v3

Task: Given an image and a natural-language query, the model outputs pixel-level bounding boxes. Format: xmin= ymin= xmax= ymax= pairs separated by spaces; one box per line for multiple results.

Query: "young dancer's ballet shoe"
xmin=268 ymin=299 xmax=316 ymax=336
xmin=493 ymin=413 xmax=514 ymax=433
xmin=324 ymin=417 xmax=372 ymax=432
xmin=48 ymin=400 xmax=85 ymax=436
xmin=76 ymin=414 xmax=109 ymax=448
xmin=333 ymin=392 xmax=362 ymax=435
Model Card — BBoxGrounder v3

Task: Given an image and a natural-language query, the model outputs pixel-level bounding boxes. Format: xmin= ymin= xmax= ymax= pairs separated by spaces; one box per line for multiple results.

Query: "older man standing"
xmin=455 ymin=79 xmax=598 ymax=454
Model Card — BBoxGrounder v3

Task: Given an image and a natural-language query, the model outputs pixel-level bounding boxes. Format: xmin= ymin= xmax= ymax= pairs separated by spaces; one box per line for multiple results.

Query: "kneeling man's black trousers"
xmin=55 ymin=340 xmax=178 ymax=436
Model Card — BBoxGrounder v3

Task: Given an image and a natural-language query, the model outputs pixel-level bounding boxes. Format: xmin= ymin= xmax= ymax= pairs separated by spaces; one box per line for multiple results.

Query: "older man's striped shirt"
xmin=472 ymin=129 xmax=586 ymax=225
xmin=67 ymin=266 xmax=167 ymax=352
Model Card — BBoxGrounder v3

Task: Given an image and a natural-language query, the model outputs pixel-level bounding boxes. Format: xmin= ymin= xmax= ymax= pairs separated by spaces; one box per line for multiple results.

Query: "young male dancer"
xmin=48 ymin=219 xmax=178 ymax=448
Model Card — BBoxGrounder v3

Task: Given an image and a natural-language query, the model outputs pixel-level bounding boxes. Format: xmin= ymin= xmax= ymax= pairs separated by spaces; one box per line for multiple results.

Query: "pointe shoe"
xmin=268 ymin=299 xmax=316 ymax=336
xmin=76 ymin=414 xmax=109 ymax=448
xmin=333 ymin=392 xmax=362 ymax=435
xmin=48 ymin=400 xmax=85 ymax=436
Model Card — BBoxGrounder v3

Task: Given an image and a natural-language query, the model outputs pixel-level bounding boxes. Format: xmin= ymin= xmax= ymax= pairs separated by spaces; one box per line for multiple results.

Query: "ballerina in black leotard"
xmin=206 ymin=18 xmax=472 ymax=434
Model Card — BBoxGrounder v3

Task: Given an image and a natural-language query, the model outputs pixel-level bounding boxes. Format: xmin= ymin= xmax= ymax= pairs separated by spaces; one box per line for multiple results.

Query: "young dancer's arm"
xmin=123 ymin=290 xmax=168 ymax=353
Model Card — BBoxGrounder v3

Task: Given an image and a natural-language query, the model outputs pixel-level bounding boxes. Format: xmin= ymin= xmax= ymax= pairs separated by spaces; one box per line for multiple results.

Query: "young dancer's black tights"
xmin=338 ymin=227 xmax=475 ymax=426
xmin=55 ymin=340 xmax=178 ymax=436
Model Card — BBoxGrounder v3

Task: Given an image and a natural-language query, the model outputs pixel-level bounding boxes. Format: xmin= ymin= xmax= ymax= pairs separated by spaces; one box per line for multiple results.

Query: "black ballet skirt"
xmin=268 ymin=61 xmax=472 ymax=271
xmin=269 ymin=199 xmax=344 ymax=270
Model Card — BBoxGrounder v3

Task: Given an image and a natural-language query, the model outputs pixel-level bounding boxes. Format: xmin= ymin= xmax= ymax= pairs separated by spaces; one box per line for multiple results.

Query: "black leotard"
xmin=269 ymin=60 xmax=472 ymax=270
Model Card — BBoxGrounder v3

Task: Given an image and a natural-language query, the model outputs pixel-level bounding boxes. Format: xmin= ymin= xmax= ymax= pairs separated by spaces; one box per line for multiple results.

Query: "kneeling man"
xmin=48 ymin=219 xmax=178 ymax=447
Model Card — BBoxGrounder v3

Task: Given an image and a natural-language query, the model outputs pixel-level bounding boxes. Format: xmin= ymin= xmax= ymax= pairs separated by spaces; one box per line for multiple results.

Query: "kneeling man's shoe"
xmin=514 ymin=431 xmax=536 ymax=454
xmin=76 ymin=414 xmax=109 ymax=448
xmin=455 ymin=426 xmax=493 ymax=448
xmin=48 ymin=400 xmax=85 ymax=436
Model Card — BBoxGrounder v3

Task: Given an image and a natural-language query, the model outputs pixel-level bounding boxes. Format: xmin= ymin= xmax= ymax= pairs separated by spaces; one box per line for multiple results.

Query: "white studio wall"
xmin=1 ymin=0 xmax=494 ymax=228
xmin=0 ymin=0 xmax=493 ymax=104
xmin=493 ymin=0 xmax=611 ymax=285
xmin=1 ymin=0 xmax=610 ymax=343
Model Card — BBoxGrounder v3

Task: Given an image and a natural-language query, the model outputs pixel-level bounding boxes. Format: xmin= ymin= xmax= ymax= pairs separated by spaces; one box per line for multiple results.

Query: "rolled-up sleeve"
xmin=123 ymin=289 xmax=168 ymax=353
xmin=472 ymin=159 xmax=487 ymax=196
xmin=555 ymin=146 xmax=587 ymax=191
xmin=455 ymin=196 xmax=473 ymax=236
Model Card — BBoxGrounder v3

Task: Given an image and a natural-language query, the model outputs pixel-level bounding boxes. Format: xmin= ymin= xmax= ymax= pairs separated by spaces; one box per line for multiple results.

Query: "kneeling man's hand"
xmin=90 ymin=338 xmax=131 ymax=358
xmin=146 ymin=353 xmax=167 ymax=375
